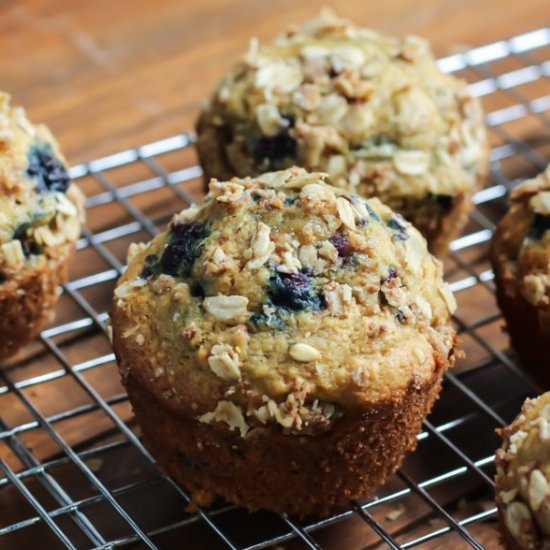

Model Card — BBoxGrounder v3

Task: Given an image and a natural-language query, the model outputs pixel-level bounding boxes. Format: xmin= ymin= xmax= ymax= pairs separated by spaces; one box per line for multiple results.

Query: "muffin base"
xmin=125 ymin=367 xmax=446 ymax=517
xmin=491 ymin=231 xmax=550 ymax=390
xmin=0 ymin=245 xmax=72 ymax=360
xmin=493 ymin=275 xmax=550 ymax=390
xmin=195 ymin=118 xmax=241 ymax=184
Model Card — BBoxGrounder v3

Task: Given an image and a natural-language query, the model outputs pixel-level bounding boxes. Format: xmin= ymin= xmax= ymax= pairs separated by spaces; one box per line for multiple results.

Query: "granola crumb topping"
xmin=114 ymin=167 xmax=456 ymax=440
xmin=496 ymin=392 xmax=550 ymax=548
xmin=198 ymin=400 xmax=249 ymax=437
xmin=197 ymin=10 xmax=487 ymax=237
xmin=0 ymin=92 xmax=84 ymax=277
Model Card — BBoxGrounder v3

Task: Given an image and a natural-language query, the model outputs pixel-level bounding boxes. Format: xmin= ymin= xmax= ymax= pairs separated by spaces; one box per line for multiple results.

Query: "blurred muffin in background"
xmin=196 ymin=9 xmax=488 ymax=255
xmin=491 ymin=167 xmax=550 ymax=389
xmin=0 ymin=93 xmax=85 ymax=360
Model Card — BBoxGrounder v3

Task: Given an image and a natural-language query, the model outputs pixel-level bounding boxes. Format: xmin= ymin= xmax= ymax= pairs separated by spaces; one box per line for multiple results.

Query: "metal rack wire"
xmin=1 ymin=26 xmax=550 ymax=549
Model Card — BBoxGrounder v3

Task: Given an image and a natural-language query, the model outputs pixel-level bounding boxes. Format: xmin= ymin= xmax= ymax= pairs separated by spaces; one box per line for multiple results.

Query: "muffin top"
xmin=492 ymin=167 xmax=550 ymax=310
xmin=197 ymin=9 xmax=486 ymax=206
xmin=112 ymin=167 xmax=456 ymax=437
xmin=496 ymin=392 xmax=550 ymax=548
xmin=0 ymin=93 xmax=84 ymax=282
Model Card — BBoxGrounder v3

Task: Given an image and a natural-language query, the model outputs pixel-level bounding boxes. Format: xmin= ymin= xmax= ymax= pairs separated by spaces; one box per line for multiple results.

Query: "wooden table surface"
xmin=2 ymin=0 xmax=547 ymax=164
xmin=1 ymin=2 xmax=548 ymax=549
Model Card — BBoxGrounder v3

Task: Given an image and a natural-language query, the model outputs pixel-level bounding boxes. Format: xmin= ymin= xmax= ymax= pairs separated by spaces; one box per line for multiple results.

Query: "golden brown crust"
xmin=0 ymin=243 xmax=72 ymax=359
xmin=125 ymin=346 xmax=451 ymax=517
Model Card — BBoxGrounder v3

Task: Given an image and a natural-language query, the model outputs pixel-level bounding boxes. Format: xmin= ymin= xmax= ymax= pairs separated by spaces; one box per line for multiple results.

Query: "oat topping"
xmin=0 ymin=93 xmax=84 ymax=279
xmin=196 ymin=9 xmax=487 ymax=246
xmin=246 ymin=222 xmax=275 ymax=270
xmin=198 ymin=400 xmax=249 ymax=437
xmin=335 ymin=197 xmax=357 ymax=230
xmin=531 ymin=192 xmax=550 ymax=216
xmin=496 ymin=392 xmax=550 ymax=548
xmin=114 ymin=278 xmax=147 ymax=300
xmin=208 ymin=343 xmax=241 ymax=380
xmin=324 ymin=283 xmax=353 ymax=315
xmin=438 ymin=283 xmax=457 ymax=315
xmin=1 ymin=241 xmax=25 ymax=269
xmin=114 ymin=167 xmax=456 ymax=439
xmin=127 ymin=242 xmax=147 ymax=264
xmin=203 ymin=295 xmax=249 ymax=324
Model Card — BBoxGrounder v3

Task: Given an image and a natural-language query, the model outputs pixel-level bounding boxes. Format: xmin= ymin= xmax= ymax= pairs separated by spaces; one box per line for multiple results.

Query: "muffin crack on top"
xmin=196 ymin=9 xmax=488 ymax=254
xmin=112 ymin=167 xmax=458 ymax=515
xmin=0 ymin=92 xmax=84 ymax=359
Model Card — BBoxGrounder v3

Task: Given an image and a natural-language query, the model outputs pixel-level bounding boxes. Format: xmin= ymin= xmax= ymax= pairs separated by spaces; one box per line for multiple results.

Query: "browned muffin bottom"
xmin=126 ymin=350 xmax=452 ymax=516
xmin=0 ymin=243 xmax=72 ymax=360
xmin=490 ymin=167 xmax=550 ymax=389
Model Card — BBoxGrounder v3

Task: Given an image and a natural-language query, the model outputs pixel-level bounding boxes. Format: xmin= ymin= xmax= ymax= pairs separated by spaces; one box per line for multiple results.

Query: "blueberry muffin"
xmin=196 ymin=10 xmax=488 ymax=255
xmin=491 ymin=168 xmax=550 ymax=389
xmin=496 ymin=392 xmax=550 ymax=549
xmin=111 ymin=167 xmax=457 ymax=516
xmin=0 ymin=93 xmax=85 ymax=359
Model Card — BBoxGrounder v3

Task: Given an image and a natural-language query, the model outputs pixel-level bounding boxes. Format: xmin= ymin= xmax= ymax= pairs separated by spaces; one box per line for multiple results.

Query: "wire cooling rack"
xmin=2 ymin=26 xmax=550 ymax=550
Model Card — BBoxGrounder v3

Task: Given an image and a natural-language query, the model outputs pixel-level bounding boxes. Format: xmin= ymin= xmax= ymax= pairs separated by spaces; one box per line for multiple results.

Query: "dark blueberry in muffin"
xmin=330 ymin=233 xmax=354 ymax=259
xmin=529 ymin=213 xmax=550 ymax=240
xmin=387 ymin=216 xmax=408 ymax=241
xmin=160 ymin=221 xmax=209 ymax=278
xmin=395 ymin=307 xmax=409 ymax=323
xmin=433 ymin=194 xmax=454 ymax=212
xmin=249 ymin=310 xmax=286 ymax=331
xmin=386 ymin=266 xmax=398 ymax=282
xmin=269 ymin=271 xmax=322 ymax=311
xmin=27 ymin=144 xmax=71 ymax=193
xmin=365 ymin=202 xmax=381 ymax=222
xmin=284 ymin=196 xmax=296 ymax=206
xmin=253 ymin=131 xmax=296 ymax=167
xmin=12 ymin=224 xmax=41 ymax=257
xmin=139 ymin=254 xmax=158 ymax=279
xmin=190 ymin=281 xmax=205 ymax=298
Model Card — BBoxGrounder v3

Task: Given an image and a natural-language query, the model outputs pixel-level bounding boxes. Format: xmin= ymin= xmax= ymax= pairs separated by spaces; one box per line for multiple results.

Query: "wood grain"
xmin=0 ymin=1 xmax=547 ymax=548
xmin=2 ymin=0 xmax=548 ymax=163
